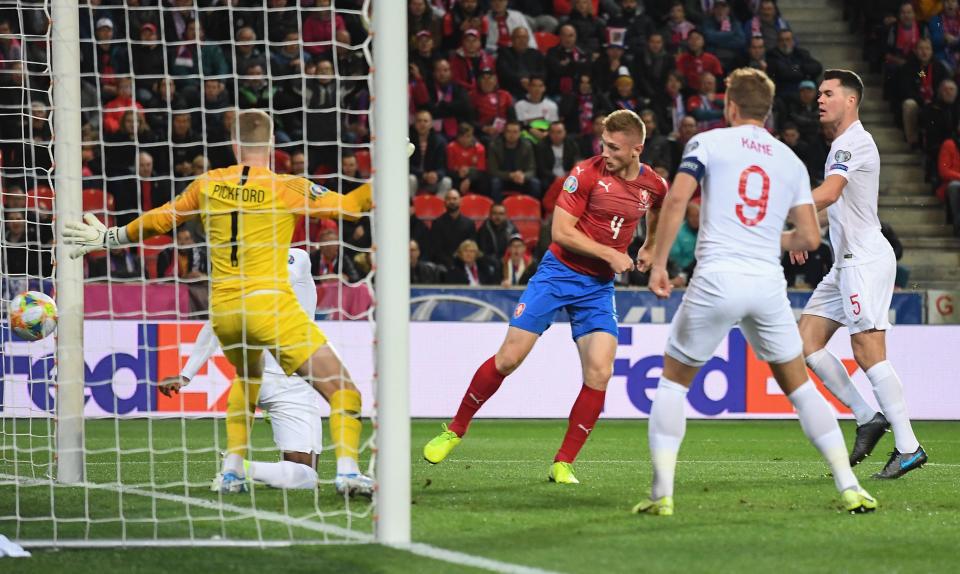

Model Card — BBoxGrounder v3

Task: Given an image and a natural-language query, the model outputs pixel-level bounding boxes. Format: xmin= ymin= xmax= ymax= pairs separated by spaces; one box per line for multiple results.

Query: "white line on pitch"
xmin=48 ymin=459 xmax=960 ymax=469
xmin=442 ymin=459 xmax=960 ymax=467
xmin=0 ymin=473 xmax=561 ymax=574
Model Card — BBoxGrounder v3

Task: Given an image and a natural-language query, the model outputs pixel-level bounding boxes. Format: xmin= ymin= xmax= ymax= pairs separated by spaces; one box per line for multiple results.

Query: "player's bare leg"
xmin=768 ymin=357 xmax=875 ymax=513
xmin=296 ymin=345 xmax=373 ymax=496
xmin=549 ymin=332 xmax=617 ymax=484
xmin=423 ymin=327 xmax=538 ymax=464
xmin=847 ymin=329 xmax=925 ymax=478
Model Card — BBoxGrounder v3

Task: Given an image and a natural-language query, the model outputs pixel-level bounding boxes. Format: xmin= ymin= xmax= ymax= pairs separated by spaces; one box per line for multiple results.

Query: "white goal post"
xmin=371 ymin=0 xmax=411 ymax=546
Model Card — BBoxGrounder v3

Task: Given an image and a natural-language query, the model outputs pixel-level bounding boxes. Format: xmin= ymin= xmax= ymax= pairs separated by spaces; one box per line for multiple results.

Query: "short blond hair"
xmin=237 ymin=109 xmax=273 ymax=149
xmin=603 ymin=109 xmax=646 ymax=143
xmin=725 ymin=67 xmax=775 ymax=121
xmin=456 ymin=239 xmax=482 ymax=259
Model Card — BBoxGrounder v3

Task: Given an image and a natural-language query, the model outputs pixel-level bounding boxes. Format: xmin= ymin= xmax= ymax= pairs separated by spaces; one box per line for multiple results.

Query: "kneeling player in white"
xmin=160 ymin=248 xmax=373 ymax=495
xmin=638 ymin=68 xmax=876 ymax=516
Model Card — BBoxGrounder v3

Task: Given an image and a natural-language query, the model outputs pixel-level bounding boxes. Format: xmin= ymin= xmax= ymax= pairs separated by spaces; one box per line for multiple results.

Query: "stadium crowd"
xmin=0 ymin=0 xmax=935 ymax=301
xmin=846 ymin=0 xmax=960 ymax=237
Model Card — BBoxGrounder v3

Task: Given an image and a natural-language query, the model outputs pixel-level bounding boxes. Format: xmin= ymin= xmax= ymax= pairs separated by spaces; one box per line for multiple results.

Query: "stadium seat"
xmin=503 ymin=195 xmax=542 ymax=245
xmin=26 ymin=185 xmax=54 ymax=214
xmin=354 ymin=149 xmax=372 ymax=178
xmin=503 ymin=195 xmax=541 ymax=220
xmin=551 ymin=0 xmax=599 ymax=16
xmin=82 ymin=188 xmax=114 ymax=212
xmin=413 ymin=194 xmax=445 ymax=228
xmin=534 ymin=31 xmax=559 ymax=54
xmin=274 ymin=149 xmax=292 ymax=174
xmin=140 ymin=234 xmax=173 ymax=279
xmin=459 ymin=193 xmax=493 ymax=229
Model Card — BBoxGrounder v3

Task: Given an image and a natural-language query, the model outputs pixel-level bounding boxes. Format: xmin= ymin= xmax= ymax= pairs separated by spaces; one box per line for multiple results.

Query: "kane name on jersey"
xmin=550 ymin=156 xmax=667 ymax=279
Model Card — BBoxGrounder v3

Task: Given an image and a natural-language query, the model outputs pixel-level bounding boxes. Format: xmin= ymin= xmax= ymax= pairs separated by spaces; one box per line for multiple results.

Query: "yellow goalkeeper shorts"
xmin=210 ymin=290 xmax=326 ymax=377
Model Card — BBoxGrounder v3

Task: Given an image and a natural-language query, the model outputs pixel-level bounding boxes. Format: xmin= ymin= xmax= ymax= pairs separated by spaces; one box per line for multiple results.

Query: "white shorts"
xmin=803 ymin=256 xmax=895 ymax=334
xmin=666 ymin=271 xmax=802 ymax=367
xmin=258 ymin=371 xmax=325 ymax=455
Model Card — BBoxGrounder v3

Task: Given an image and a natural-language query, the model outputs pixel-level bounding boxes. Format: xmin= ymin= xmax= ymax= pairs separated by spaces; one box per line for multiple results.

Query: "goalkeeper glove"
xmin=63 ymin=213 xmax=130 ymax=259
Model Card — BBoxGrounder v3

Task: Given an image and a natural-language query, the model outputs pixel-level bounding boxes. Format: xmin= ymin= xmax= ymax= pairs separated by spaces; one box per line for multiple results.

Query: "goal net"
xmin=0 ymin=0 xmax=403 ymax=548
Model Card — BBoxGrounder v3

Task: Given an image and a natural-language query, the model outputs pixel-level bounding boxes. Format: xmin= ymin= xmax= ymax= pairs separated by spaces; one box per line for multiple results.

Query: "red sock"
xmin=448 ymin=356 xmax=506 ymax=437
xmin=554 ymin=385 xmax=606 ymax=463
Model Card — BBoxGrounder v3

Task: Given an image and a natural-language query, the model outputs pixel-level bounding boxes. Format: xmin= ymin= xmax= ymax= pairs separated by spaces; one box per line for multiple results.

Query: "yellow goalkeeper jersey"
xmin=124 ymin=164 xmax=371 ymax=302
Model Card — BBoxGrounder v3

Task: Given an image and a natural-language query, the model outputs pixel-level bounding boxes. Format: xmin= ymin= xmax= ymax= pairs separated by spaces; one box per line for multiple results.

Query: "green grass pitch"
xmin=2 ymin=419 xmax=957 ymax=573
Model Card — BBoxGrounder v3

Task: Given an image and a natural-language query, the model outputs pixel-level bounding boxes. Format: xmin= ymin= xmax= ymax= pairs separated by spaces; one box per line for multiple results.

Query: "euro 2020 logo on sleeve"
xmin=562 ymin=175 xmax=578 ymax=194
xmin=834 ymin=150 xmax=852 ymax=162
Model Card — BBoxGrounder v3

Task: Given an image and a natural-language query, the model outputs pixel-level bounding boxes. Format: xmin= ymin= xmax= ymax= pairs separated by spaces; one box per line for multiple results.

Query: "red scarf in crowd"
xmin=920 ymin=62 xmax=934 ymax=103
xmin=578 ymin=93 xmax=594 ymax=134
xmin=896 ymin=22 xmax=920 ymax=56
xmin=495 ymin=14 xmax=511 ymax=48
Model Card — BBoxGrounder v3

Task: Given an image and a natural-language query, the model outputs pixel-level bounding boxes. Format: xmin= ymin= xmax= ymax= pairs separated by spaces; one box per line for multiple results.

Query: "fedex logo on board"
xmin=0 ymin=322 xmax=232 ymax=415
xmin=1 ymin=322 xmax=158 ymax=415
xmin=612 ymin=327 xmax=853 ymax=416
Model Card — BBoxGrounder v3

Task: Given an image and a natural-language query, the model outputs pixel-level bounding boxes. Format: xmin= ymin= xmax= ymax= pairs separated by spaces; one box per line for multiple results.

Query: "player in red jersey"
xmin=422 ymin=110 xmax=668 ymax=484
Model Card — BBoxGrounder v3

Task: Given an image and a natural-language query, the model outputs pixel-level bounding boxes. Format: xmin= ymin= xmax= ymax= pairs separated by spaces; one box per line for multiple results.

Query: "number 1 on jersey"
xmin=229 ymin=211 xmax=239 ymax=266
xmin=736 ymin=165 xmax=770 ymax=226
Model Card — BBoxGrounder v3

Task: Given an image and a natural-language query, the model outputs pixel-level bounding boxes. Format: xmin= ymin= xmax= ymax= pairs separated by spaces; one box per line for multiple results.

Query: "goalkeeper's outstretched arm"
xmin=64 ymin=180 xmax=201 ymax=259
xmin=281 ymin=179 xmax=373 ymax=222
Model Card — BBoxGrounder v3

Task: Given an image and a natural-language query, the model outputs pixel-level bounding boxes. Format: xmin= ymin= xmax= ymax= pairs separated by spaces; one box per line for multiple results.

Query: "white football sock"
xmin=247 ymin=460 xmax=318 ymax=489
xmin=788 ymin=381 xmax=859 ymax=492
xmin=337 ymin=456 xmax=360 ymax=476
xmin=866 ymin=361 xmax=920 ymax=453
xmin=805 ymin=349 xmax=876 ymax=425
xmin=223 ymin=453 xmax=244 ymax=476
xmin=648 ymin=378 xmax=688 ymax=500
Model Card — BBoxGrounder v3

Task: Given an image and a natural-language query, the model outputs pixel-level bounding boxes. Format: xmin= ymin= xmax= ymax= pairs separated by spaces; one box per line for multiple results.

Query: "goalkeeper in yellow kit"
xmin=65 ymin=110 xmax=374 ymax=495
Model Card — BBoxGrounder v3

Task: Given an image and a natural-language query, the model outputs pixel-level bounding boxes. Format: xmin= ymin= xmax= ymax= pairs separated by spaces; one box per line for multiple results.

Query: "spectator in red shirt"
xmin=675 ymin=29 xmax=723 ymax=93
xmin=450 ymin=28 xmax=496 ymax=91
xmin=447 ymin=122 xmax=490 ymax=196
xmin=102 ymin=77 xmax=145 ymax=135
xmin=302 ymin=0 xmax=346 ymax=58
xmin=936 ymin=124 xmax=960 ymax=236
xmin=471 ymin=67 xmax=516 ymax=144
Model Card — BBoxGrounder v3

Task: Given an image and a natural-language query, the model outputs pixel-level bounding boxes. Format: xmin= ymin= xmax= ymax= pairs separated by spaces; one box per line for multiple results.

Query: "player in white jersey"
xmin=160 ymin=248 xmax=374 ymax=495
xmin=792 ymin=70 xmax=926 ymax=479
xmin=635 ymin=68 xmax=876 ymax=516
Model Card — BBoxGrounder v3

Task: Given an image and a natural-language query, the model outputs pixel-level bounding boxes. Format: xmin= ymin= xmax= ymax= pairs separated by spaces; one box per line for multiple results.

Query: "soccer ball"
xmin=9 ymin=291 xmax=58 ymax=341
